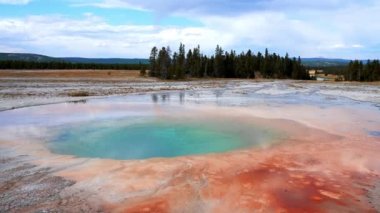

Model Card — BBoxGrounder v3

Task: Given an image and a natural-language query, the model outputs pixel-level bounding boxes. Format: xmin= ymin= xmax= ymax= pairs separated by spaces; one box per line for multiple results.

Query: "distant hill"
xmin=61 ymin=57 xmax=148 ymax=64
xmin=301 ymin=58 xmax=351 ymax=67
xmin=0 ymin=53 xmax=61 ymax=62
xmin=0 ymin=53 xmax=149 ymax=64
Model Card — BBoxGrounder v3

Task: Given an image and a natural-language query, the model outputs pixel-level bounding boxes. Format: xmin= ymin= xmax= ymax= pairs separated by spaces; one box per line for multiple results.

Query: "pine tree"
xmin=214 ymin=45 xmax=224 ymax=77
xmin=149 ymin=46 xmax=158 ymax=77
xmin=177 ymin=43 xmax=186 ymax=79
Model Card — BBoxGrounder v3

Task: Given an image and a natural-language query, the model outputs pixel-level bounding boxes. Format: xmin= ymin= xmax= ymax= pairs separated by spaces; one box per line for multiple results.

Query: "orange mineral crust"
xmin=116 ymin=138 xmax=380 ymax=213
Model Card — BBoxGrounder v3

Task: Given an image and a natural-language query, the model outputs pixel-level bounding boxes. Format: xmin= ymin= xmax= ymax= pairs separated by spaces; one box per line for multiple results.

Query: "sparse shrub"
xmin=68 ymin=91 xmax=90 ymax=97
xmin=140 ymin=67 xmax=147 ymax=77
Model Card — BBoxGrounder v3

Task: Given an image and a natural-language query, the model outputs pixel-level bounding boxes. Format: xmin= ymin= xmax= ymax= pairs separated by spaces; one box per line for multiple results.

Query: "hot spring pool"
xmin=48 ymin=117 xmax=277 ymax=160
xmin=0 ymin=90 xmax=292 ymax=160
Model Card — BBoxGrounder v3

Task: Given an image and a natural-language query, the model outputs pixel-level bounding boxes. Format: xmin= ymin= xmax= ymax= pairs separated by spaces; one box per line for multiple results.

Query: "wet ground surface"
xmin=1 ymin=75 xmax=380 ymax=111
xmin=0 ymin=156 xmax=102 ymax=213
xmin=0 ymin=76 xmax=225 ymax=111
xmin=0 ymin=78 xmax=380 ymax=212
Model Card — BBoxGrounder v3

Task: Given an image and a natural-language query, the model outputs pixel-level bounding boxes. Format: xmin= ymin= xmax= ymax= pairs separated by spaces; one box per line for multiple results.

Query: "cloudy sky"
xmin=0 ymin=0 xmax=379 ymax=59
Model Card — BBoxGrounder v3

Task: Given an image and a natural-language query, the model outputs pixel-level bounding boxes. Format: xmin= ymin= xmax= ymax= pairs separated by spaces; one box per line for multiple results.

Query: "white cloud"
xmin=72 ymin=0 xmax=146 ymax=11
xmin=0 ymin=0 xmax=31 ymax=5
xmin=66 ymin=0 xmax=380 ymax=59
xmin=0 ymin=44 xmax=26 ymax=52
xmin=352 ymin=44 xmax=364 ymax=48
xmin=326 ymin=44 xmax=364 ymax=49
xmin=0 ymin=0 xmax=379 ymax=59
xmin=0 ymin=15 xmax=224 ymax=58
xmin=192 ymin=1 xmax=380 ymax=59
xmin=79 ymin=0 xmax=370 ymax=16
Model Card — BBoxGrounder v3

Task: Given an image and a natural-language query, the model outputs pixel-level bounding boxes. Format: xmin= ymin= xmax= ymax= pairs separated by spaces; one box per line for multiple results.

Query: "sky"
xmin=0 ymin=0 xmax=379 ymax=59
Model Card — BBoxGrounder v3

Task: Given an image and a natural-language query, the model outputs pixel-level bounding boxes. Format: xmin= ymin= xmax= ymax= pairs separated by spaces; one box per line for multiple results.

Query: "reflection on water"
xmin=369 ymin=131 xmax=380 ymax=137
xmin=68 ymin=100 xmax=87 ymax=104
xmin=214 ymin=89 xmax=224 ymax=98
xmin=143 ymin=87 xmax=374 ymax=109
xmin=179 ymin=92 xmax=185 ymax=104
xmin=161 ymin=94 xmax=170 ymax=102
xmin=152 ymin=92 xmax=185 ymax=104
xmin=152 ymin=94 xmax=158 ymax=103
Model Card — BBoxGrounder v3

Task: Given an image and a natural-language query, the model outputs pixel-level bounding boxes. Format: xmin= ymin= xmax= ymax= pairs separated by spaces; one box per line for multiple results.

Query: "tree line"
xmin=345 ymin=60 xmax=380 ymax=82
xmin=149 ymin=43 xmax=310 ymax=80
xmin=0 ymin=60 xmax=147 ymax=70
xmin=3 ymin=47 xmax=379 ymax=82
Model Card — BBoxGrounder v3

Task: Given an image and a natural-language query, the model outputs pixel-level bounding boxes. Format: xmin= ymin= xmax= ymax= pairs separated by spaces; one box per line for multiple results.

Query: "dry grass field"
xmin=0 ymin=69 xmax=141 ymax=79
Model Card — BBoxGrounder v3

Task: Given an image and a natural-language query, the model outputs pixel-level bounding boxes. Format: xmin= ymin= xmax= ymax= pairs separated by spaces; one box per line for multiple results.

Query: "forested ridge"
xmin=0 ymin=60 xmax=146 ymax=70
xmin=149 ymin=43 xmax=310 ymax=80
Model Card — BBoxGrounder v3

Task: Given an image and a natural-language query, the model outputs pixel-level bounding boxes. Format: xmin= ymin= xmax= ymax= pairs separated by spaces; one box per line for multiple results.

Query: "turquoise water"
xmin=48 ymin=117 xmax=276 ymax=160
